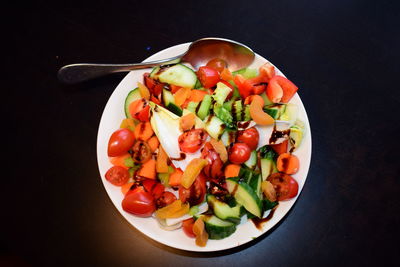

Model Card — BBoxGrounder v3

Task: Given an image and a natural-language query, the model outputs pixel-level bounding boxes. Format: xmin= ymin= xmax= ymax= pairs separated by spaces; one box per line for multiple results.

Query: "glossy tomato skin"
xmin=178 ymin=129 xmax=208 ymax=153
xmin=107 ymin=128 xmax=135 ymax=157
xmin=105 ymin=166 xmax=130 ymax=186
xmin=156 ymin=191 xmax=177 ymax=209
xmin=267 ymin=75 xmax=298 ymax=103
xmin=201 ymin=142 xmax=223 ymax=179
xmin=182 ymin=218 xmax=196 ymax=238
xmin=206 ymin=58 xmax=227 ymax=73
xmin=131 ymin=140 xmax=152 ymax=163
xmin=179 ymin=174 xmax=206 ymax=206
xmin=197 ymin=66 xmax=220 ymax=88
xmin=267 ymin=173 xmax=299 ymax=201
xmin=236 ymin=127 xmax=260 ymax=150
xmin=122 ymin=187 xmax=156 ymax=217
xmin=229 ymin=143 xmax=251 ymax=164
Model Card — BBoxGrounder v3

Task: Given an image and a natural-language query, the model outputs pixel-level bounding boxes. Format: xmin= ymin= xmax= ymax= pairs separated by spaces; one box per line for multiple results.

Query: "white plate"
xmin=96 ymin=41 xmax=312 ymax=252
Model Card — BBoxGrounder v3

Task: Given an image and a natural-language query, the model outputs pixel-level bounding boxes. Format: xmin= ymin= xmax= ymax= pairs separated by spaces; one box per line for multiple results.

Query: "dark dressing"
xmin=269 ymin=124 xmax=290 ymax=144
xmin=170 ymin=152 xmax=186 ymax=161
xmin=251 ymin=207 xmax=278 ymax=230
xmin=237 ymin=121 xmax=251 ymax=130
xmin=155 ymin=63 xmax=178 ymax=75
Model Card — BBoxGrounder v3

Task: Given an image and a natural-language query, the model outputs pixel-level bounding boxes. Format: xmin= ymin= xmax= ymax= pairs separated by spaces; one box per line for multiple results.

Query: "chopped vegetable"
xmin=193 ymin=217 xmax=208 ymax=247
xmin=249 ymin=95 xmax=274 ymax=125
xmin=156 ymin=146 xmax=169 ymax=173
xmin=181 ymin=158 xmax=208 ymax=189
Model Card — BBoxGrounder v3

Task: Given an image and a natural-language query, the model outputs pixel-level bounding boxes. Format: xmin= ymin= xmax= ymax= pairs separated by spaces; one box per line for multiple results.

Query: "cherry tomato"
xmin=206 ymin=58 xmax=227 ymax=73
xmin=107 ymin=128 xmax=135 ymax=157
xmin=151 ymin=183 xmax=166 ymax=199
xmin=201 ymin=142 xmax=223 ymax=179
xmin=179 ymin=174 xmax=206 ymax=206
xmin=122 ymin=187 xmax=156 ymax=217
xmin=234 ymin=74 xmax=253 ymax=99
xmin=144 ymin=73 xmax=163 ymax=97
xmin=156 ymin=191 xmax=177 ymax=209
xmin=267 ymin=75 xmax=298 ymax=103
xmin=267 ymin=173 xmax=299 ymax=201
xmin=229 ymin=143 xmax=251 ymax=164
xmin=236 ymin=127 xmax=260 ymax=150
xmin=259 ymin=62 xmax=275 ymax=82
xmin=105 ymin=166 xmax=130 ymax=186
xmin=197 ymin=66 xmax=220 ymax=88
xmin=182 ymin=218 xmax=196 ymax=238
xmin=131 ymin=140 xmax=152 ymax=163
xmin=178 ymin=129 xmax=208 ymax=153
xmin=128 ymin=98 xmax=150 ymax=122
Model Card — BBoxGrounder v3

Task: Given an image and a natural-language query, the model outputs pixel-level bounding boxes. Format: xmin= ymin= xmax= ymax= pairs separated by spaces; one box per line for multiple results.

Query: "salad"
xmin=103 ymin=58 xmax=305 ymax=247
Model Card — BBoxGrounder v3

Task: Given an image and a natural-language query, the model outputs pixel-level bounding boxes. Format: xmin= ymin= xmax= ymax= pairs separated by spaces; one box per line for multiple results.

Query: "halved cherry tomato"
xmin=229 ymin=143 xmax=251 ymax=164
xmin=182 ymin=218 xmax=196 ymax=238
xmin=179 ymin=173 xmax=206 ymax=206
xmin=277 ymin=153 xmax=300 ymax=174
xmin=105 ymin=166 xmax=130 ymax=186
xmin=129 ymin=98 xmax=150 ymax=122
xmin=151 ymin=183 xmax=166 ymax=199
xmin=236 ymin=127 xmax=260 ymax=150
xmin=107 ymin=128 xmax=135 ymax=157
xmin=206 ymin=58 xmax=227 ymax=73
xmin=131 ymin=140 xmax=152 ymax=163
xmin=270 ymin=139 xmax=288 ymax=155
xmin=201 ymin=142 xmax=223 ymax=179
xmin=156 ymin=191 xmax=177 ymax=209
xmin=267 ymin=75 xmax=298 ymax=103
xmin=197 ymin=66 xmax=220 ymax=88
xmin=144 ymin=73 xmax=163 ymax=97
xmin=142 ymin=179 xmax=157 ymax=193
xmin=122 ymin=186 xmax=156 ymax=217
xmin=267 ymin=173 xmax=299 ymax=201
xmin=178 ymin=129 xmax=208 ymax=153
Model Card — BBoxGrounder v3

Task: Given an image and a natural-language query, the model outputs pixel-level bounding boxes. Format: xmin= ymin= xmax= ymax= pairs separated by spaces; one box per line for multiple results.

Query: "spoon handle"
xmin=57 ymin=55 xmax=182 ymax=84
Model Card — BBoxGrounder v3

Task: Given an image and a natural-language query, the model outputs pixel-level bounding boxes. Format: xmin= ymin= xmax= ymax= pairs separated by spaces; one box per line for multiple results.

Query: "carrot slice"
xmin=193 ymin=217 xmax=208 ymax=247
xmin=137 ymin=159 xmax=156 ymax=179
xmin=188 ymin=89 xmax=207 ymax=103
xmin=277 ymin=153 xmax=300 ymax=174
xmin=121 ymin=182 xmax=135 ymax=195
xmin=174 ymin=87 xmax=191 ymax=107
xmin=181 ymin=159 xmax=208 ymax=189
xmin=224 ymin=164 xmax=241 ymax=178
xmin=270 ymin=139 xmax=288 ymax=155
xmin=249 ymin=95 xmax=274 ymax=125
xmin=210 ymin=138 xmax=228 ymax=163
xmin=138 ymin=82 xmax=150 ymax=100
xmin=134 ymin=122 xmax=154 ymax=141
xmin=156 ymin=146 xmax=169 ymax=173
xmin=168 ymin=168 xmax=183 ymax=186
xmin=109 ymin=153 xmax=131 ymax=169
xmin=179 ymin=113 xmax=196 ymax=132
xmin=220 ymin=68 xmax=233 ymax=81
xmin=147 ymin=136 xmax=160 ymax=152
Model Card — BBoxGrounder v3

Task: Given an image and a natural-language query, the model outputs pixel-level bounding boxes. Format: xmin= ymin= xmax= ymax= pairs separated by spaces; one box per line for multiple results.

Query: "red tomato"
xmin=236 ymin=127 xmax=260 ymax=150
xmin=267 ymin=173 xmax=299 ymax=201
xmin=131 ymin=140 xmax=152 ymax=163
xmin=201 ymin=142 xmax=223 ymax=179
xmin=229 ymin=143 xmax=251 ymax=164
xmin=156 ymin=191 xmax=177 ymax=209
xmin=234 ymin=74 xmax=253 ymax=99
xmin=178 ymin=129 xmax=208 ymax=153
xmin=144 ymin=73 xmax=163 ymax=97
xmin=129 ymin=98 xmax=150 ymax=122
xmin=259 ymin=62 xmax=275 ymax=82
xmin=142 ymin=179 xmax=157 ymax=193
xmin=105 ymin=166 xmax=130 ymax=186
xmin=206 ymin=58 xmax=227 ymax=73
xmin=179 ymin=174 xmax=206 ymax=206
xmin=197 ymin=66 xmax=220 ymax=88
xmin=122 ymin=187 xmax=156 ymax=217
xmin=267 ymin=75 xmax=298 ymax=103
xmin=151 ymin=183 xmax=166 ymax=199
xmin=107 ymin=128 xmax=135 ymax=157
xmin=182 ymin=218 xmax=196 ymax=238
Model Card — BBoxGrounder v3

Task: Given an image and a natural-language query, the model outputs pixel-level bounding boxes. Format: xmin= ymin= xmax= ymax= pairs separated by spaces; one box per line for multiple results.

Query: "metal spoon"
xmin=57 ymin=37 xmax=255 ymax=84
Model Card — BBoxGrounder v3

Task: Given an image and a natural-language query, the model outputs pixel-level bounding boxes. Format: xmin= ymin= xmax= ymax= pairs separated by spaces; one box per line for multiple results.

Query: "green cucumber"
xmin=124 ymin=88 xmax=141 ymax=118
xmin=232 ymin=68 xmax=258 ymax=79
xmin=280 ymin=103 xmax=298 ymax=123
xmin=258 ymin=145 xmax=278 ymax=181
xmin=220 ymin=130 xmax=236 ymax=147
xmin=186 ymin=101 xmax=199 ymax=113
xmin=289 ymin=119 xmax=305 ymax=151
xmin=213 ymin=103 xmax=235 ymax=129
xmin=248 ymin=174 xmax=262 ymax=198
xmin=195 ymin=214 xmax=237 ymax=240
xmin=212 ymin=82 xmax=232 ymax=105
xmin=233 ymin=100 xmax=243 ymax=121
xmin=152 ymin=64 xmax=198 ymax=88
xmin=262 ymin=199 xmax=278 ymax=211
xmin=260 ymin=92 xmax=274 ymax=106
xmin=162 ymin=89 xmax=182 ymax=116
xmin=243 ymin=105 xmax=251 ymax=121
xmin=207 ymin=195 xmax=242 ymax=224
xmin=264 ymin=104 xmax=286 ymax=119
xmin=244 ymin=150 xmax=257 ymax=170
xmin=197 ymin=94 xmax=212 ymax=120
xmin=239 ymin=167 xmax=253 ymax=183
xmin=226 ymin=178 xmax=263 ymax=218
xmin=204 ymin=115 xmax=226 ymax=139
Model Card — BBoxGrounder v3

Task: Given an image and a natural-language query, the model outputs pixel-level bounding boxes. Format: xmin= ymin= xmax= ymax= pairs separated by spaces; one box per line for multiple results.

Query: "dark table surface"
xmin=3 ymin=0 xmax=399 ymax=266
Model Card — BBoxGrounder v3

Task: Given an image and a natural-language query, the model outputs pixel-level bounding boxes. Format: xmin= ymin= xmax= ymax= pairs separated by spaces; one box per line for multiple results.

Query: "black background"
xmin=3 ymin=0 xmax=400 ymax=266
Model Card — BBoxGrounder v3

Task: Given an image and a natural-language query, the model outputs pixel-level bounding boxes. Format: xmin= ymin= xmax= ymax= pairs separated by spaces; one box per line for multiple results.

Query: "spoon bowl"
xmin=58 ymin=38 xmax=255 ymax=84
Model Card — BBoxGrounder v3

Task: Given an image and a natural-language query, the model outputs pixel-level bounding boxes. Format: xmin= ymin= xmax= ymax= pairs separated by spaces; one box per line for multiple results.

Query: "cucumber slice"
xmin=220 ymin=130 xmax=236 ymax=147
xmin=233 ymin=100 xmax=243 ymax=121
xmin=260 ymin=92 xmax=274 ymax=106
xmin=280 ymin=103 xmax=298 ymax=124
xmin=212 ymin=82 xmax=232 ymax=105
xmin=243 ymin=104 xmax=251 ymax=121
xmin=213 ymin=103 xmax=235 ymax=129
xmin=156 ymin=64 xmax=198 ymax=88
xmin=264 ymin=104 xmax=286 ymax=119
xmin=207 ymin=195 xmax=242 ymax=224
xmin=248 ymin=174 xmax=262 ymax=198
xmin=232 ymin=68 xmax=258 ymax=79
xmin=260 ymin=158 xmax=278 ymax=181
xmin=186 ymin=101 xmax=199 ymax=113
xmin=124 ymin=88 xmax=141 ymax=119
xmin=244 ymin=150 xmax=257 ymax=170
xmin=195 ymin=214 xmax=237 ymax=240
xmin=226 ymin=178 xmax=263 ymax=218
xmin=163 ymin=89 xmax=182 ymax=116
xmin=204 ymin=115 xmax=226 ymax=139
xmin=197 ymin=94 xmax=212 ymax=120
xmin=289 ymin=119 xmax=305 ymax=151
xmin=239 ymin=167 xmax=253 ymax=183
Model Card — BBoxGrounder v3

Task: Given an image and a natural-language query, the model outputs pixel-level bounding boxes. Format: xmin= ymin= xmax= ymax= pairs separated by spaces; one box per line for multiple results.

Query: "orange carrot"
xmin=121 ymin=182 xmax=134 ymax=195
xmin=109 ymin=153 xmax=131 ymax=169
xmin=156 ymin=146 xmax=169 ymax=173
xmin=147 ymin=136 xmax=160 ymax=152
xmin=224 ymin=164 xmax=241 ymax=178
xmin=187 ymin=89 xmax=207 ymax=103
xmin=220 ymin=68 xmax=233 ymax=81
xmin=134 ymin=122 xmax=154 ymax=141
xmin=174 ymin=87 xmax=191 ymax=107
xmin=277 ymin=153 xmax=300 ymax=174
xmin=168 ymin=168 xmax=183 ymax=186
xmin=137 ymin=159 xmax=156 ymax=179
xmin=270 ymin=139 xmax=288 ymax=155
xmin=179 ymin=113 xmax=196 ymax=132
xmin=249 ymin=95 xmax=274 ymax=125
xmin=137 ymin=82 xmax=150 ymax=100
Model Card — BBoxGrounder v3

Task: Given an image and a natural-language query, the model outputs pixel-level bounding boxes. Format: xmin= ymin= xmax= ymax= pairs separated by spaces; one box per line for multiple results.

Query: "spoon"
xmin=57 ymin=37 xmax=255 ymax=84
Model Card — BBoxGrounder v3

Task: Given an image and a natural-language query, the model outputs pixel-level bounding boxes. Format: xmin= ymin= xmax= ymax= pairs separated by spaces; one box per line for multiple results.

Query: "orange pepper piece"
xmin=181 ymin=158 xmax=208 ymax=189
